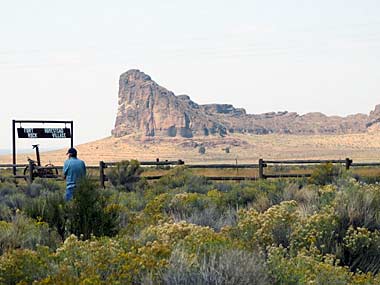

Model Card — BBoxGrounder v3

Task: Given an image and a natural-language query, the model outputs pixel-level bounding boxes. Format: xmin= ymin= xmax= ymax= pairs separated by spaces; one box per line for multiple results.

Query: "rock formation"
xmin=112 ymin=69 xmax=380 ymax=138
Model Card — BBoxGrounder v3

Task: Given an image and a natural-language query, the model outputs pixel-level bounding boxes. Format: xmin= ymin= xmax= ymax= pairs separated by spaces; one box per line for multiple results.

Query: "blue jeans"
xmin=65 ymin=186 xmax=75 ymax=201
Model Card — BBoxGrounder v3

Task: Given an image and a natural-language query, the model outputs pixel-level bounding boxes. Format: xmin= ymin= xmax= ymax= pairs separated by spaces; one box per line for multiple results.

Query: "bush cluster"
xmin=1 ymin=165 xmax=380 ymax=283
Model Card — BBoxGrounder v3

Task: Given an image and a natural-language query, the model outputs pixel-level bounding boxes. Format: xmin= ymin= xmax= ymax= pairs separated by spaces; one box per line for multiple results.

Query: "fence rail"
xmin=187 ymin=164 xmax=259 ymax=169
xmin=264 ymin=174 xmax=313 ymax=179
xmin=351 ymin=162 xmax=380 ymax=167
xmin=0 ymin=164 xmax=29 ymax=168
xmin=2 ymin=157 xmax=380 ymax=187
xmin=104 ymin=160 xmax=185 ymax=167
xmin=260 ymin=158 xmax=353 ymax=179
xmin=262 ymin=159 xmax=348 ymax=164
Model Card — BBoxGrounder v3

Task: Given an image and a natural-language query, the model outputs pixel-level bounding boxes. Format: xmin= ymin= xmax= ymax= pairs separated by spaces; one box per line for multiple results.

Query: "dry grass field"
xmin=1 ymin=132 xmax=380 ymax=167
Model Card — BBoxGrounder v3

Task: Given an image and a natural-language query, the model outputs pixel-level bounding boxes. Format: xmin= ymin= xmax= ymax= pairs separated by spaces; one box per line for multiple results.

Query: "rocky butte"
xmin=112 ymin=69 xmax=380 ymax=138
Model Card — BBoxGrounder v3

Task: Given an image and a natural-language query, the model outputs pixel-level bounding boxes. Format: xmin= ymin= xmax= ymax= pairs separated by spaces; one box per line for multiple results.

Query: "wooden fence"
xmin=260 ymin=158 xmax=352 ymax=179
xmin=98 ymin=159 xmax=185 ymax=188
xmin=1 ymin=157 xmax=379 ymax=187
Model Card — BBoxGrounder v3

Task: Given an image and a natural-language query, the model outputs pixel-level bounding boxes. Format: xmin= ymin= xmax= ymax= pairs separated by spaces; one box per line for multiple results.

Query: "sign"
xmin=17 ymin=128 xmax=71 ymax=139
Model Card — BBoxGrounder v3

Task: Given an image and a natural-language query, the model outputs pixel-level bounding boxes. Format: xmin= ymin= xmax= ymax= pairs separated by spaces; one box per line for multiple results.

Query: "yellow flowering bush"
xmin=34 ymin=234 xmax=170 ymax=284
xmin=0 ymin=246 xmax=52 ymax=285
xmin=143 ymin=221 xmax=215 ymax=246
xmin=169 ymin=192 xmax=207 ymax=215
xmin=344 ymin=226 xmax=375 ymax=253
xmin=226 ymin=200 xmax=298 ymax=249
xmin=143 ymin=221 xmax=232 ymax=259
xmin=343 ymin=226 xmax=380 ymax=274
xmin=318 ymin=184 xmax=338 ymax=206
xmin=291 ymin=206 xmax=339 ymax=254
xmin=124 ymin=193 xmax=172 ymax=236
xmin=269 ymin=246 xmax=356 ymax=284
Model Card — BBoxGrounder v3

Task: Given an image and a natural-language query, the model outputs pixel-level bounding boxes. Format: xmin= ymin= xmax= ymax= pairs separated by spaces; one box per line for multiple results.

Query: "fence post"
xmin=345 ymin=158 xmax=352 ymax=170
xmin=99 ymin=161 xmax=106 ymax=189
xmin=28 ymin=160 xmax=34 ymax=184
xmin=259 ymin=159 xmax=265 ymax=179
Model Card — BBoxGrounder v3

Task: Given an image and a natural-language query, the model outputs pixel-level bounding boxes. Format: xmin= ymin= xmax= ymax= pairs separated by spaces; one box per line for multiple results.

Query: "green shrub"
xmin=0 ymin=204 xmax=12 ymax=221
xmin=107 ymin=160 xmax=145 ymax=191
xmin=1 ymin=192 xmax=26 ymax=212
xmin=268 ymin=246 xmax=352 ymax=285
xmin=172 ymin=205 xmax=237 ymax=231
xmin=35 ymin=178 xmax=62 ymax=192
xmin=227 ymin=201 xmax=299 ymax=250
xmin=160 ymin=248 xmax=269 ymax=285
xmin=24 ymin=191 xmax=67 ymax=240
xmin=317 ymin=184 xmax=337 ymax=208
xmin=309 ymin=163 xmax=343 ymax=185
xmin=24 ymin=183 xmax=44 ymax=198
xmin=0 ymin=247 xmax=52 ymax=285
xmin=41 ymin=234 xmax=164 ymax=284
xmin=169 ymin=193 xmax=209 ymax=216
xmin=0 ymin=182 xmax=18 ymax=198
xmin=111 ymin=190 xmax=146 ymax=212
xmin=253 ymin=180 xmax=289 ymax=209
xmin=0 ymin=213 xmax=60 ymax=254
xmin=0 ymin=182 xmax=27 ymax=212
xmin=18 ymin=178 xmax=63 ymax=199
xmin=65 ymin=177 xmax=120 ymax=239
xmin=222 ymin=183 xmax=261 ymax=208
xmin=334 ymin=182 xmax=380 ymax=231
xmin=343 ymin=226 xmax=380 ymax=274
xmin=151 ymin=167 xmax=212 ymax=195
xmin=220 ymin=180 xmax=293 ymax=211
xmin=268 ymin=245 xmax=380 ymax=284
xmin=291 ymin=206 xmax=339 ymax=255
xmin=124 ymin=193 xmax=173 ymax=235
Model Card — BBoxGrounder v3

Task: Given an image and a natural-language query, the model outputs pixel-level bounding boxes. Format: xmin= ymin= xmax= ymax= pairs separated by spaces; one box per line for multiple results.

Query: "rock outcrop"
xmin=112 ymin=69 xmax=380 ymax=138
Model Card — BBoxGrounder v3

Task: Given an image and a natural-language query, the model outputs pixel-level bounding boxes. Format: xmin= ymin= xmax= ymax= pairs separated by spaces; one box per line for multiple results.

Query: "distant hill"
xmin=112 ymin=69 xmax=380 ymax=138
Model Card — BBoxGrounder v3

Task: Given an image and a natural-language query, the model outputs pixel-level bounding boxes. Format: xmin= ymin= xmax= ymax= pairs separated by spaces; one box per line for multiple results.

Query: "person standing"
xmin=63 ymin=147 xmax=86 ymax=201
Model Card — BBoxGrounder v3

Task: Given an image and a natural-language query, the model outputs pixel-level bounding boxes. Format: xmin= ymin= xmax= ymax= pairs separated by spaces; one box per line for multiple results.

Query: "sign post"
xmin=12 ymin=120 xmax=74 ymax=175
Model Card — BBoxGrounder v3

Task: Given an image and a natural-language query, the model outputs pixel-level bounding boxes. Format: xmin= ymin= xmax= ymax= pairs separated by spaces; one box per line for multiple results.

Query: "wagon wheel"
xmin=42 ymin=163 xmax=59 ymax=178
xmin=23 ymin=161 xmax=39 ymax=181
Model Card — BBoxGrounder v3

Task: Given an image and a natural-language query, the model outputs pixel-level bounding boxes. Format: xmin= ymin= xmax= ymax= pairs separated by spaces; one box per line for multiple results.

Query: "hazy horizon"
xmin=1 ymin=0 xmax=379 ymax=150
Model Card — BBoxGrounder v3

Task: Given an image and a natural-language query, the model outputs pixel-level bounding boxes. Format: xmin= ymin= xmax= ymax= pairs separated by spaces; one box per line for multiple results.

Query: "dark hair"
xmin=67 ymin=147 xmax=78 ymax=158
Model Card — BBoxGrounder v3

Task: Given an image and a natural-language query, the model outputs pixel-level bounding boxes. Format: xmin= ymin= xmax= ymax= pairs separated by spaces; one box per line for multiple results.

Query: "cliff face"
xmin=112 ymin=69 xmax=380 ymax=138
xmin=112 ymin=69 xmax=228 ymax=138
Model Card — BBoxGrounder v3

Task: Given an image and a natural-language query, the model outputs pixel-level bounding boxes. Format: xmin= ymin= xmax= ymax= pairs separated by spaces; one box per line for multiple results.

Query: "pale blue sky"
xmin=1 ymin=0 xmax=379 ymax=151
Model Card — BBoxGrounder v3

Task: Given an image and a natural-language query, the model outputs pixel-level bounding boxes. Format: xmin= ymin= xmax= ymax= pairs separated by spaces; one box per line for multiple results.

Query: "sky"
xmin=0 ymin=0 xmax=379 ymax=152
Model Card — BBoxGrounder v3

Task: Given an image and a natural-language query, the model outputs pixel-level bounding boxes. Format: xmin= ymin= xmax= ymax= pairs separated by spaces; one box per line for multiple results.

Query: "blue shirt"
xmin=63 ymin=157 xmax=86 ymax=188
